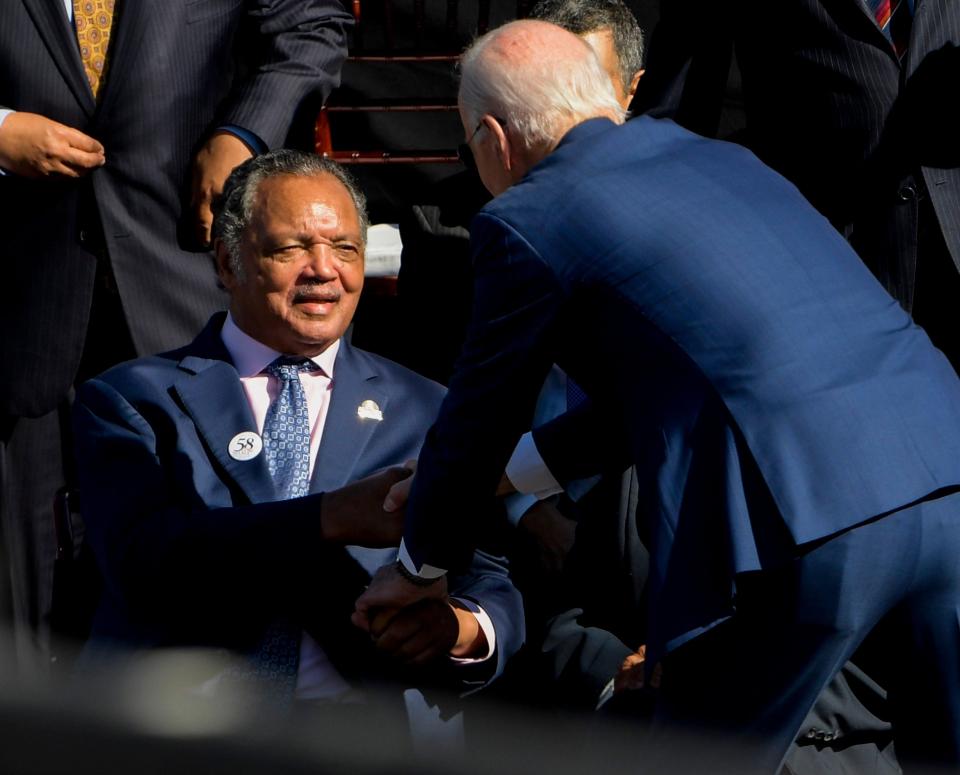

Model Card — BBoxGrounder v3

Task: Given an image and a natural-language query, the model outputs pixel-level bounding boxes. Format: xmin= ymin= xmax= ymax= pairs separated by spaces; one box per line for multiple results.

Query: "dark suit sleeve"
xmin=403 ymin=213 xmax=563 ymax=573
xmin=218 ymin=0 xmax=353 ymax=148
xmin=74 ymin=377 xmax=360 ymax=644
xmin=530 ymin=402 xmax=633 ymax=487
xmin=447 ymin=548 xmax=525 ymax=690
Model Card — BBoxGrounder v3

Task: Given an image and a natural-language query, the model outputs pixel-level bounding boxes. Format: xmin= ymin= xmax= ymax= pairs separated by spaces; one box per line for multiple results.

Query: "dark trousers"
xmin=1 ymin=261 xmax=134 ymax=671
xmin=654 ymin=492 xmax=960 ymax=774
xmin=0 ymin=408 xmax=66 ymax=670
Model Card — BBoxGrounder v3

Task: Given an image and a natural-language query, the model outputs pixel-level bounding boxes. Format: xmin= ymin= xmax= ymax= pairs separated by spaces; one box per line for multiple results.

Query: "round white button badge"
xmin=228 ymin=431 xmax=263 ymax=461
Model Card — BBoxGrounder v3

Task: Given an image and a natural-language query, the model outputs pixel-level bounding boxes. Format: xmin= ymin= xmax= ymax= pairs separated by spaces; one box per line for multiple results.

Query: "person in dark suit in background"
xmin=357 ymin=20 xmax=960 ymax=772
xmin=0 ymin=0 xmax=352 ymax=668
xmin=633 ymin=0 xmax=960 ymax=369
xmin=72 ymin=150 xmax=522 ymax=712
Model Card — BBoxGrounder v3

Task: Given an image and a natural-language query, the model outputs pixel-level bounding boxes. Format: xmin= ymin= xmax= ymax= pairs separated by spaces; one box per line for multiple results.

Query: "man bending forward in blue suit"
xmin=73 ymin=151 xmax=522 ymax=708
xmin=356 ymin=20 xmax=960 ymax=772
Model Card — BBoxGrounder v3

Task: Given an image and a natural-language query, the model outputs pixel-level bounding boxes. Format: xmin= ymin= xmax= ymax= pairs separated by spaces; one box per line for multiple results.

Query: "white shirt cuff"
xmin=448 ymin=598 xmax=496 ymax=663
xmin=0 ymin=109 xmax=13 ymax=176
xmin=397 ymin=539 xmax=447 ymax=579
xmin=505 ymin=432 xmax=563 ymax=498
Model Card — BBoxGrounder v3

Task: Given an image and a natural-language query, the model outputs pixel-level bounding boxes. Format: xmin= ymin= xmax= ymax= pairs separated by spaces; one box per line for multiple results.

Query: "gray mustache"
xmin=293 ymin=287 xmax=341 ymax=303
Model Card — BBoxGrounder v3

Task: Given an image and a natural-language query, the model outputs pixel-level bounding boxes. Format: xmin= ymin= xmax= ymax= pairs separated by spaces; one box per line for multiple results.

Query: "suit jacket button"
xmin=898 ymin=184 xmax=917 ymax=201
xmin=805 ymin=728 xmax=818 ymax=739
xmin=79 ymin=230 xmax=88 ymax=244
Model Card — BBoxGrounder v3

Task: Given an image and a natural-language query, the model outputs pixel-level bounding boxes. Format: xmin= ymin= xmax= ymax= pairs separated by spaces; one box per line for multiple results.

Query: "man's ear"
xmin=627 ymin=69 xmax=645 ymax=105
xmin=213 ymin=239 xmax=237 ymax=290
xmin=486 ymin=114 xmax=513 ymax=174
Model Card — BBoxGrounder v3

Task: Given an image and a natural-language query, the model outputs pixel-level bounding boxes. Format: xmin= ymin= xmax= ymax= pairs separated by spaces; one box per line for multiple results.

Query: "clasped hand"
xmin=355 ymin=572 xmax=483 ymax=665
xmin=364 ymin=598 xmax=460 ymax=666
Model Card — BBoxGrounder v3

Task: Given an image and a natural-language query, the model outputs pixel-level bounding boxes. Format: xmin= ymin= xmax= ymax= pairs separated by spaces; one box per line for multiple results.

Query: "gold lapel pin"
xmin=357 ymin=399 xmax=383 ymax=421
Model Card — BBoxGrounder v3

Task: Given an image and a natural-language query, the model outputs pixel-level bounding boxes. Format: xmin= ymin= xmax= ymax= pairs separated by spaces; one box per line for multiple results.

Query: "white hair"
xmin=459 ymin=20 xmax=625 ymax=152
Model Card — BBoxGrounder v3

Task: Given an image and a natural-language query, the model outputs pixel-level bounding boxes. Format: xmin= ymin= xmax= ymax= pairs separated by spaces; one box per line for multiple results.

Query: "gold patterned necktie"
xmin=73 ymin=0 xmax=116 ymax=98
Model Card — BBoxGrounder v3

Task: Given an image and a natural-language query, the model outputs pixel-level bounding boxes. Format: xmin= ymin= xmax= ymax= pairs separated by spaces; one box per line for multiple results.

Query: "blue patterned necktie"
xmin=242 ymin=356 xmax=320 ymax=703
xmin=262 ymin=356 xmax=320 ymax=500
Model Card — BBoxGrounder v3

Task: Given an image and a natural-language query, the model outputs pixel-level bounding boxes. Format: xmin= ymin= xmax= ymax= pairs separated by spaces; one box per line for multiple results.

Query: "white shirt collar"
xmin=220 ymin=312 xmax=340 ymax=378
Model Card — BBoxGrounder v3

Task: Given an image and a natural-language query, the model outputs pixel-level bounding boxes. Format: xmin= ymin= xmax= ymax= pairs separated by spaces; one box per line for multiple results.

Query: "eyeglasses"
xmin=465 ymin=119 xmax=487 ymax=147
xmin=457 ymin=116 xmax=507 ymax=170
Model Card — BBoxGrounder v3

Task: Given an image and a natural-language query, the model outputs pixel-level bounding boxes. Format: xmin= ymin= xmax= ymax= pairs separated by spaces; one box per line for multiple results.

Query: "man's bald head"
xmin=459 ymin=20 xmax=624 ymax=156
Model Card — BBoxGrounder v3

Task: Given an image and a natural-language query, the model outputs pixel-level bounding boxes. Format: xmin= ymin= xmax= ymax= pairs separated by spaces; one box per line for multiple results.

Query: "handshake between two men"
xmin=334 ymin=465 xmax=484 ymax=667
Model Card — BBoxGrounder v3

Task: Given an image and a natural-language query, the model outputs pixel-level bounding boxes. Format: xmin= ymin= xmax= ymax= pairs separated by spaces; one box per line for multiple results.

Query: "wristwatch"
xmin=395 ymin=559 xmax=444 ymax=587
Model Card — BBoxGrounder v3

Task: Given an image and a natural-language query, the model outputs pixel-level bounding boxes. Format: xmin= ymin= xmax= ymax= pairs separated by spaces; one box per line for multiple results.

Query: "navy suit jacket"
xmin=403 ymin=116 xmax=960 ymax=658
xmin=0 ymin=0 xmax=351 ymax=417
xmin=73 ymin=314 xmax=522 ymax=689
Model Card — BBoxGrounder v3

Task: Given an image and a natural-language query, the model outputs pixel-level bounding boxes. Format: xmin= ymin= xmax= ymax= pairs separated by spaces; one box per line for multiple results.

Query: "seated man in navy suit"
xmin=72 ymin=150 xmax=522 ymax=707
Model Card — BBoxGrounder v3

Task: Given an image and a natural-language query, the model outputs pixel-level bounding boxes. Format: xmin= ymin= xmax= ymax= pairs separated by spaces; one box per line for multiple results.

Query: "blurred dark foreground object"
xmin=0 ymin=639 xmax=950 ymax=775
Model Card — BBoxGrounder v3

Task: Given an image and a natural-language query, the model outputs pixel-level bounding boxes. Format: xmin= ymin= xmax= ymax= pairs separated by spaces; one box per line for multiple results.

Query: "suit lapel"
xmin=904 ymin=0 xmax=934 ymax=74
xmin=309 ymin=342 xmax=388 ymax=493
xmin=22 ymin=0 xmax=96 ymax=116
xmin=172 ymin=317 xmax=278 ymax=506
xmin=309 ymin=343 xmax=396 ymax=580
